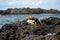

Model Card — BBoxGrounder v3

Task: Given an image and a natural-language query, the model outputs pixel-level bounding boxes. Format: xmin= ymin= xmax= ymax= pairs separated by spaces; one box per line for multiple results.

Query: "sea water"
xmin=0 ymin=13 xmax=60 ymax=28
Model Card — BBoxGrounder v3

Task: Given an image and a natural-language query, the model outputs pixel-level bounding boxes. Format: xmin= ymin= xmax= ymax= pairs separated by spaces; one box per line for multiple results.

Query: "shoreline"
xmin=0 ymin=17 xmax=60 ymax=40
xmin=0 ymin=8 xmax=60 ymax=15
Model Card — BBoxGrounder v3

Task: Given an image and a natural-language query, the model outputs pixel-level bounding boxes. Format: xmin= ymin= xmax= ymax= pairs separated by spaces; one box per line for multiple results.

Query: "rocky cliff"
xmin=0 ymin=8 xmax=60 ymax=15
xmin=0 ymin=17 xmax=60 ymax=40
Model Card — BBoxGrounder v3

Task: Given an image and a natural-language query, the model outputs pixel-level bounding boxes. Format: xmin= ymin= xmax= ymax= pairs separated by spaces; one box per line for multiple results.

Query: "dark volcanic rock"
xmin=0 ymin=8 xmax=60 ymax=15
xmin=41 ymin=17 xmax=60 ymax=25
xmin=0 ymin=17 xmax=60 ymax=40
xmin=41 ymin=17 xmax=60 ymax=33
xmin=0 ymin=10 xmax=4 ymax=14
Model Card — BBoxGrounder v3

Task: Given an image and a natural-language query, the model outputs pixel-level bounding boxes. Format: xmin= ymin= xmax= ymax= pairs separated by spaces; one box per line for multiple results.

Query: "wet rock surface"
xmin=0 ymin=17 xmax=60 ymax=40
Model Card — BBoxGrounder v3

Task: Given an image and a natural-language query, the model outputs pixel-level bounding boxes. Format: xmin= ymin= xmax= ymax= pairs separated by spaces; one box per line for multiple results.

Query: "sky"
xmin=0 ymin=0 xmax=60 ymax=10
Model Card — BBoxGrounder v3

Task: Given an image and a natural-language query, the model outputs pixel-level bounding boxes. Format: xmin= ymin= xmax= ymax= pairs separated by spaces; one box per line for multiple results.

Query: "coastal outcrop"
xmin=0 ymin=8 xmax=60 ymax=15
xmin=0 ymin=17 xmax=60 ymax=40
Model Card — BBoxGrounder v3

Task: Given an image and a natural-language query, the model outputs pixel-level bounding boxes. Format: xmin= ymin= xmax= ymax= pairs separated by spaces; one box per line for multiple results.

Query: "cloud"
xmin=0 ymin=0 xmax=43 ymax=7
xmin=0 ymin=0 xmax=60 ymax=10
xmin=7 ymin=1 xmax=17 ymax=5
xmin=5 ymin=0 xmax=43 ymax=8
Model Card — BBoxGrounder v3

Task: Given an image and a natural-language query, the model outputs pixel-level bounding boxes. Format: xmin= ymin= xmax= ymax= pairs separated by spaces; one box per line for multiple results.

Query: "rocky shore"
xmin=0 ymin=17 xmax=60 ymax=40
xmin=0 ymin=8 xmax=60 ymax=15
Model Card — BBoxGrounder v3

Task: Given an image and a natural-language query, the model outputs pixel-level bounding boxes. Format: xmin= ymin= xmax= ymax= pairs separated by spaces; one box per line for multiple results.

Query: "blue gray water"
xmin=0 ymin=13 xmax=60 ymax=28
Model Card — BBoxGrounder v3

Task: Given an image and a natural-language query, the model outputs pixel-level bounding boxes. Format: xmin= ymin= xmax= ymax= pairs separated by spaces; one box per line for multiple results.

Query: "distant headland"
xmin=0 ymin=8 xmax=60 ymax=15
